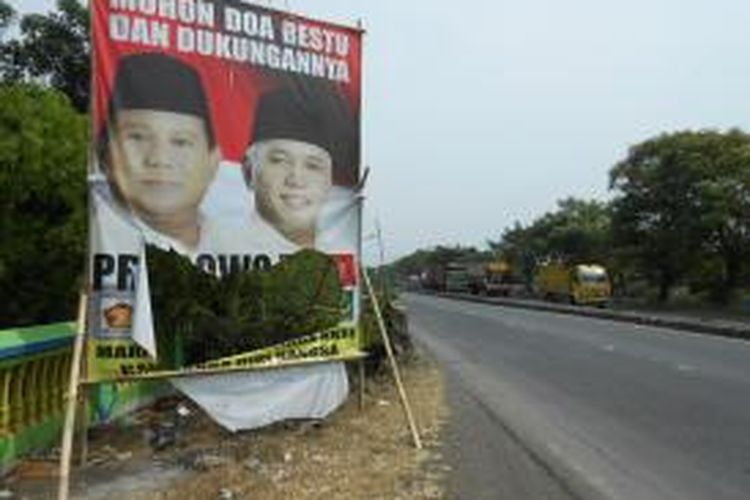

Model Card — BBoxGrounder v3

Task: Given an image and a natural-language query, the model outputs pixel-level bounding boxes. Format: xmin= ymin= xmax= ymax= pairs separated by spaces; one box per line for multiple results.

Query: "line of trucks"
xmin=419 ymin=260 xmax=611 ymax=306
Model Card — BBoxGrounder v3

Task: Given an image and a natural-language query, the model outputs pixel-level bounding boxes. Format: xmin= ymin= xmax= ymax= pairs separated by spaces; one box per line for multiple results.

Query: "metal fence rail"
xmin=0 ymin=322 xmax=76 ymax=468
xmin=0 ymin=348 xmax=72 ymax=436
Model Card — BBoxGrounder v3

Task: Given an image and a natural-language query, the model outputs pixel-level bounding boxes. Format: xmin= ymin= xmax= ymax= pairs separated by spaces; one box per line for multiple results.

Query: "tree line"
xmin=393 ymin=130 xmax=750 ymax=305
xmin=0 ymin=1 xmax=88 ymax=327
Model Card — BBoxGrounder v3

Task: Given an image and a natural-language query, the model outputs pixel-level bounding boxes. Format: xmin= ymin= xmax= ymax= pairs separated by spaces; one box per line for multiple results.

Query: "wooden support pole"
xmin=77 ymin=384 xmax=88 ymax=467
xmin=57 ymin=293 xmax=88 ymax=500
xmin=361 ymin=267 xmax=422 ymax=449
xmin=358 ymin=358 xmax=366 ymax=411
xmin=77 ymin=312 xmax=90 ymax=468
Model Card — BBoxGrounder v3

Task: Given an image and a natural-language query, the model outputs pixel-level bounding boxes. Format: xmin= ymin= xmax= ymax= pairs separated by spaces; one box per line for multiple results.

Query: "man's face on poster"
xmin=254 ymin=139 xmax=333 ymax=236
xmin=108 ymin=109 xmax=218 ymax=220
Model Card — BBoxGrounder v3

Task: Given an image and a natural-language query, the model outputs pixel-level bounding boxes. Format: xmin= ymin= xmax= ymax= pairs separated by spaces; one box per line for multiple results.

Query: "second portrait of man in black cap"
xmin=242 ymin=76 xmax=359 ymax=252
xmin=98 ymin=52 xmax=222 ymax=254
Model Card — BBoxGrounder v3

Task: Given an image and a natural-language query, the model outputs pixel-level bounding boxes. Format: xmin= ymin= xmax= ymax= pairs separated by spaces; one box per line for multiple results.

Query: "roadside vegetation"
xmin=0 ymin=0 xmax=89 ymax=328
xmin=392 ymin=132 xmax=750 ymax=309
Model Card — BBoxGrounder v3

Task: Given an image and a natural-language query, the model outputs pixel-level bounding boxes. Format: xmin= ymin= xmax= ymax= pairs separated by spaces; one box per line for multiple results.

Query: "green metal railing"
xmin=0 ymin=322 xmax=76 ymax=467
xmin=0 ymin=322 xmax=161 ymax=469
xmin=0 ymin=323 xmax=75 ymax=434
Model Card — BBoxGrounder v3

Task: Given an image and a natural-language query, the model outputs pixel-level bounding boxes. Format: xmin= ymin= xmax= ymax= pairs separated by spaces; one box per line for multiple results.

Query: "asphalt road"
xmin=405 ymin=293 xmax=750 ymax=500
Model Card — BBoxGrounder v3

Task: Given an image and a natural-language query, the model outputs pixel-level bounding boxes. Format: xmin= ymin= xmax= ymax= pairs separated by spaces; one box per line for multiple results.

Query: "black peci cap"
xmin=252 ymin=77 xmax=359 ymax=186
xmin=108 ymin=53 xmax=214 ymax=145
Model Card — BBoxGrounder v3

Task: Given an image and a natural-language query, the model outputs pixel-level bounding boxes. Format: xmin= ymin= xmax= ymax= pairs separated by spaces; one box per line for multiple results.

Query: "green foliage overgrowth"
xmin=0 ymin=83 xmax=87 ymax=327
xmin=146 ymin=246 xmax=346 ymax=367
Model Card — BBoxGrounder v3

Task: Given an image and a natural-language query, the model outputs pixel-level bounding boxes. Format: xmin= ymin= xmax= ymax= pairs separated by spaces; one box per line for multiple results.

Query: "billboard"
xmin=87 ymin=0 xmax=364 ymax=382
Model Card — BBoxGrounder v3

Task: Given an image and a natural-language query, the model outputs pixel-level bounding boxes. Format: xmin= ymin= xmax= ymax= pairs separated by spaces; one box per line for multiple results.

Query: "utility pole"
xmin=375 ymin=218 xmax=387 ymax=300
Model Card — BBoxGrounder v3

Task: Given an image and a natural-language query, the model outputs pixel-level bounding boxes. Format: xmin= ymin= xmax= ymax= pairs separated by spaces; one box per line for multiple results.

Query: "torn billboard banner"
xmin=87 ymin=0 xmax=364 ymax=385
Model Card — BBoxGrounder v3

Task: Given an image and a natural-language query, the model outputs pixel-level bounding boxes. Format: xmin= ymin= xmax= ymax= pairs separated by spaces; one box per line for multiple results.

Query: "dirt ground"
xmin=5 ymin=353 xmax=450 ymax=499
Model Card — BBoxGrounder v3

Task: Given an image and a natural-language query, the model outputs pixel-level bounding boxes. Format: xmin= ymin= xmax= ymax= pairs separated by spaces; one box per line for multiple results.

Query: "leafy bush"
xmin=146 ymin=246 xmax=345 ymax=367
xmin=0 ymin=84 xmax=87 ymax=327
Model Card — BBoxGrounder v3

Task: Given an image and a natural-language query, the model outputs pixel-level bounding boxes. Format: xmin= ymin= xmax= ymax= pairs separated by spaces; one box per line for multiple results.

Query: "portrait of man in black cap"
xmin=98 ymin=52 xmax=220 ymax=252
xmin=242 ymin=77 xmax=358 ymax=250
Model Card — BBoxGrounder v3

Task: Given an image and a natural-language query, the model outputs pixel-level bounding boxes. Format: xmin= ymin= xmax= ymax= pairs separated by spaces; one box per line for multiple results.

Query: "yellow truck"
xmin=471 ymin=260 xmax=526 ymax=297
xmin=534 ymin=262 xmax=611 ymax=306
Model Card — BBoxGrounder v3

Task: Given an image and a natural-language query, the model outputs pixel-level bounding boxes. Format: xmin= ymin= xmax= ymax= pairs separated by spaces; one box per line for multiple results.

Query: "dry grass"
xmin=113 ymin=354 xmax=449 ymax=500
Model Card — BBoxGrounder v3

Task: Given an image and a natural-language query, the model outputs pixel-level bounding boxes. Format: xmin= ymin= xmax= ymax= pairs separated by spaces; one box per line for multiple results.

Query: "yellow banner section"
xmin=197 ymin=324 xmax=362 ymax=370
xmin=87 ymin=324 xmax=363 ymax=382
xmin=87 ymin=339 xmax=157 ymax=381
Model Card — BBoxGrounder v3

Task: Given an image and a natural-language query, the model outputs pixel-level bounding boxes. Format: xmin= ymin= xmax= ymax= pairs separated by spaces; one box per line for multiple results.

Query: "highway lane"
xmin=406 ymin=293 xmax=750 ymax=500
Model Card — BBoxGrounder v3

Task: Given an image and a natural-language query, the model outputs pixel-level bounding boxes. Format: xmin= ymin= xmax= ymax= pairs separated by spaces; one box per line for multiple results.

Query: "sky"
xmin=10 ymin=0 xmax=750 ymax=263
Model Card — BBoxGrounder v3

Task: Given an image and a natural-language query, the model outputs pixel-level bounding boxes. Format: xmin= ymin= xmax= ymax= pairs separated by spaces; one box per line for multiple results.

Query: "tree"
xmin=489 ymin=198 xmax=612 ymax=285
xmin=0 ymin=1 xmax=13 ymax=32
xmin=0 ymin=1 xmax=16 ymax=77
xmin=0 ymin=84 xmax=88 ymax=327
xmin=543 ymin=198 xmax=611 ymax=262
xmin=690 ymin=131 xmax=750 ymax=301
xmin=1 ymin=0 xmax=90 ymax=111
xmin=390 ymin=245 xmax=489 ymax=279
xmin=610 ymin=130 xmax=750 ymax=303
xmin=490 ymin=222 xmax=542 ymax=285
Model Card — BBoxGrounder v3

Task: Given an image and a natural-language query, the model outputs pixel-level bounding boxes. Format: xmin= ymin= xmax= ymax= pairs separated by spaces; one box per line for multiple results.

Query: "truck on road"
xmin=444 ymin=263 xmax=473 ymax=293
xmin=421 ymin=262 xmax=473 ymax=293
xmin=468 ymin=260 xmax=526 ymax=297
xmin=534 ymin=262 xmax=611 ymax=306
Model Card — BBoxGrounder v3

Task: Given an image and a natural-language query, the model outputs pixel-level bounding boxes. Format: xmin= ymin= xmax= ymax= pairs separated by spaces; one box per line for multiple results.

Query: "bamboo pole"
xmin=358 ymin=358 xmax=366 ymax=411
xmin=77 ymin=310 xmax=90 ymax=468
xmin=77 ymin=386 xmax=88 ymax=467
xmin=361 ymin=267 xmax=422 ymax=449
xmin=57 ymin=292 xmax=88 ymax=500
